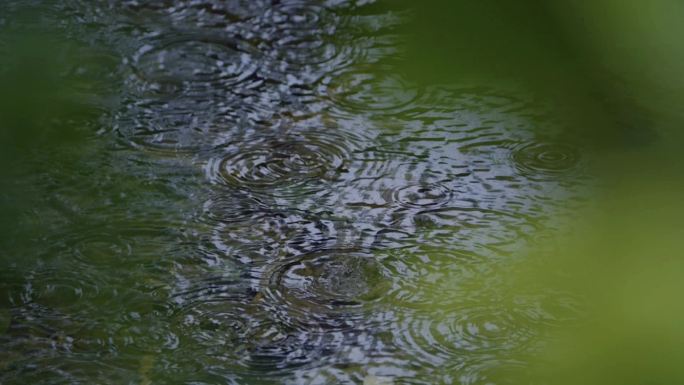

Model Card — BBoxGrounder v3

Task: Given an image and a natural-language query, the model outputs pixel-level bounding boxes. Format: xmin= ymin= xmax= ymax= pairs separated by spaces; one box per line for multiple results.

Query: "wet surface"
xmin=0 ymin=1 xmax=587 ymax=384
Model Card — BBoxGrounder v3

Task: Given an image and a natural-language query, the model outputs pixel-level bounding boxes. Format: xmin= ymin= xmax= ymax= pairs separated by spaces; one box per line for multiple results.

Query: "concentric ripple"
xmin=324 ymin=66 xmax=420 ymax=113
xmin=169 ymin=276 xmax=335 ymax=376
xmin=268 ymin=4 xmax=323 ymax=28
xmin=261 ymin=250 xmax=388 ymax=330
xmin=253 ymin=3 xmax=358 ymax=72
xmin=116 ymin=97 xmax=252 ymax=154
xmin=393 ymin=308 xmax=536 ymax=371
xmin=118 ymin=102 xmax=219 ymax=154
xmin=411 ymin=206 xmax=541 ymax=254
xmin=63 ymin=47 xmax=122 ymax=97
xmin=238 ymin=319 xmax=330 ymax=374
xmin=511 ymin=141 xmax=581 ymax=180
xmin=53 ymin=223 xmax=178 ymax=268
xmin=70 ymin=232 xmax=132 ymax=267
xmin=267 ymin=37 xmax=359 ymax=76
xmin=206 ymin=132 xmax=355 ymax=197
xmin=132 ymin=36 xmax=258 ymax=93
xmin=380 ymin=246 xmax=537 ymax=371
xmin=390 ymin=182 xmax=453 ymax=209
xmin=379 ymin=246 xmax=497 ymax=309
xmin=170 ymin=277 xmax=254 ymax=349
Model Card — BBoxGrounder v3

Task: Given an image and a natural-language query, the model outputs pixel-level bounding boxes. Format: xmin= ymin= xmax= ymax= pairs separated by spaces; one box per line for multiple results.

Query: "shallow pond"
xmin=0 ymin=1 xmax=587 ymax=384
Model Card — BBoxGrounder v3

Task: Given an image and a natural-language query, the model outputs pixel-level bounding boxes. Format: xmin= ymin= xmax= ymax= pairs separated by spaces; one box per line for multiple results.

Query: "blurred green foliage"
xmin=399 ymin=1 xmax=684 ymax=384
xmin=402 ymin=0 xmax=684 ymax=148
xmin=531 ymin=176 xmax=684 ymax=385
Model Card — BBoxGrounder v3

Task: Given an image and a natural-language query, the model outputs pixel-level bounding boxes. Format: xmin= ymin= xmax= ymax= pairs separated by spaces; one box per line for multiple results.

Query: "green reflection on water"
xmin=2 ymin=1 xmax=684 ymax=384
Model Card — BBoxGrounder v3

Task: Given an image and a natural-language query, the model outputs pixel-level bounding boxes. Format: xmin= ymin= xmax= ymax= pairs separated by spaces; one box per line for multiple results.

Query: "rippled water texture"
xmin=0 ymin=1 xmax=587 ymax=384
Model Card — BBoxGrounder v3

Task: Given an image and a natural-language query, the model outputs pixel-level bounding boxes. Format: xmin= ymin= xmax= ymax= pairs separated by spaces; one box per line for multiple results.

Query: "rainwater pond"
xmin=0 ymin=1 xmax=588 ymax=384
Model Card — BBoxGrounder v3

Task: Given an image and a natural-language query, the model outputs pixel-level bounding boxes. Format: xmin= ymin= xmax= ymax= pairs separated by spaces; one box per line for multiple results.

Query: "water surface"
xmin=0 ymin=1 xmax=587 ymax=384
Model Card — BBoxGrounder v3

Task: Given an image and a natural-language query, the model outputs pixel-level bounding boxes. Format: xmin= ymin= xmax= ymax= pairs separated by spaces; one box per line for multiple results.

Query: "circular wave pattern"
xmin=379 ymin=247 xmax=497 ymax=309
xmin=325 ymin=67 xmax=420 ymax=113
xmin=262 ymin=250 xmax=387 ymax=330
xmin=391 ymin=183 xmax=453 ymax=209
xmin=411 ymin=206 xmax=541 ymax=254
xmin=379 ymin=246 xmax=540 ymax=373
xmin=260 ymin=3 xmax=327 ymax=32
xmin=133 ymin=37 xmax=258 ymax=91
xmin=123 ymin=108 xmax=220 ymax=154
xmin=397 ymin=309 xmax=535 ymax=357
xmin=55 ymin=223 xmax=183 ymax=268
xmin=71 ymin=233 xmax=132 ymax=267
xmin=238 ymin=319 xmax=329 ymax=374
xmin=121 ymin=0 xmax=271 ymax=25
xmin=116 ymin=98 xmax=248 ymax=154
xmin=64 ymin=48 xmax=122 ymax=97
xmin=511 ymin=141 xmax=580 ymax=180
xmin=252 ymin=3 xmax=359 ymax=73
xmin=206 ymin=132 xmax=353 ymax=197
xmin=393 ymin=310 xmax=535 ymax=379
xmin=267 ymin=37 xmax=359 ymax=76
xmin=168 ymin=273 xmax=337 ymax=377
xmin=170 ymin=277 xmax=254 ymax=349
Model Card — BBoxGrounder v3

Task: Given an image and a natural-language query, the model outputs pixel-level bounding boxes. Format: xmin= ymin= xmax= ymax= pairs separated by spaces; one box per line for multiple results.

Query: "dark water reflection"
xmin=1 ymin=1 xmax=586 ymax=384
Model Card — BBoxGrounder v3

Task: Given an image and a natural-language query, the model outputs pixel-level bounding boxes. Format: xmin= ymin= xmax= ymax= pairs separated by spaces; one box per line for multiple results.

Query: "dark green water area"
xmin=0 ymin=1 xmax=595 ymax=384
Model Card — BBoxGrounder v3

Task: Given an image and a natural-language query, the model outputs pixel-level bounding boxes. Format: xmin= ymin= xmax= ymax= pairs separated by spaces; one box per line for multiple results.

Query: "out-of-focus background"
xmin=404 ymin=2 xmax=684 ymax=384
